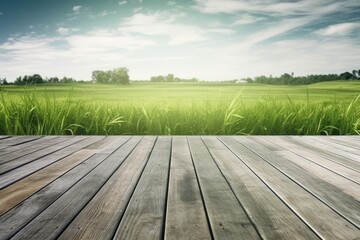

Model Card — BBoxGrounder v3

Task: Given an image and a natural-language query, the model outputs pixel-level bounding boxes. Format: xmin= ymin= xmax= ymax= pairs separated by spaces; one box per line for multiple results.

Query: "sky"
xmin=0 ymin=0 xmax=359 ymax=81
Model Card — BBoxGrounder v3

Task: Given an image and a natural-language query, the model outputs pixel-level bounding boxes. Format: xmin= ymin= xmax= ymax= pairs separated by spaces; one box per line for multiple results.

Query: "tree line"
xmin=150 ymin=74 xmax=198 ymax=82
xmin=1 ymin=68 xmax=360 ymax=85
xmin=92 ymin=67 xmax=129 ymax=84
xmin=0 ymin=74 xmax=79 ymax=85
xmin=243 ymin=69 xmax=360 ymax=85
xmin=0 ymin=67 xmax=130 ymax=85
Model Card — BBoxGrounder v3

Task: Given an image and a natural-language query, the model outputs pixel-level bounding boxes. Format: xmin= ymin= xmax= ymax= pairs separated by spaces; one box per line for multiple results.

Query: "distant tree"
xmin=92 ymin=70 xmax=109 ymax=83
xmin=48 ymin=77 xmax=59 ymax=83
xmin=92 ymin=68 xmax=129 ymax=84
xmin=15 ymin=76 xmax=22 ymax=85
xmin=111 ymin=67 xmax=129 ymax=84
xmin=165 ymin=74 xmax=174 ymax=82
xmin=339 ymin=72 xmax=354 ymax=80
xmin=150 ymin=75 xmax=165 ymax=82
xmin=30 ymin=74 xmax=43 ymax=84
xmin=60 ymin=76 xmax=75 ymax=83
xmin=0 ymin=77 xmax=6 ymax=85
xmin=352 ymin=70 xmax=358 ymax=79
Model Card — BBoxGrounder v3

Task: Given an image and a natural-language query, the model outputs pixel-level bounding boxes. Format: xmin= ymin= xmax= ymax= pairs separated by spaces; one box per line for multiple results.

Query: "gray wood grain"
xmin=0 ymin=136 xmax=103 ymax=189
xmin=188 ymin=136 xmax=260 ymax=240
xmin=58 ymin=137 xmax=157 ymax=240
xmin=113 ymin=137 xmax=172 ymax=240
xmin=203 ymin=136 xmax=319 ymax=240
xmin=221 ymin=136 xmax=360 ymax=240
xmin=9 ymin=137 xmax=141 ymax=240
xmin=165 ymin=136 xmax=212 ymax=240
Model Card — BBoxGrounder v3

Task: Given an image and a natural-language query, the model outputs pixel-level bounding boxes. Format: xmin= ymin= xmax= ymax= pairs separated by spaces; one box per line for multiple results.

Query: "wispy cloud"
xmin=233 ymin=14 xmax=265 ymax=25
xmin=118 ymin=1 xmax=127 ymax=5
xmin=118 ymin=12 xmax=208 ymax=45
xmin=0 ymin=12 xmax=3 ymax=15
xmin=56 ymin=27 xmax=79 ymax=35
xmin=66 ymin=29 xmax=157 ymax=52
xmin=315 ymin=22 xmax=360 ymax=36
xmin=167 ymin=1 xmax=176 ymax=6
xmin=72 ymin=5 xmax=82 ymax=12
xmin=194 ymin=0 xmax=358 ymax=16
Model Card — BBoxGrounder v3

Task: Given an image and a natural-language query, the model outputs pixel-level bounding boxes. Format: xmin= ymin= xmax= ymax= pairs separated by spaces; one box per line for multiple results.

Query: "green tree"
xmin=92 ymin=70 xmax=110 ymax=83
xmin=111 ymin=67 xmax=129 ymax=84
xmin=30 ymin=74 xmax=43 ymax=84
xmin=165 ymin=74 xmax=174 ymax=82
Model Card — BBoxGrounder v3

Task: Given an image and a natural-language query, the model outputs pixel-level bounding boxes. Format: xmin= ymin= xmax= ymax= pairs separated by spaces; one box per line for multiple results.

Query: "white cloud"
xmin=119 ymin=1 xmax=127 ymax=5
xmin=207 ymin=28 xmax=236 ymax=34
xmin=315 ymin=22 xmax=360 ymax=36
xmin=133 ymin=7 xmax=142 ymax=13
xmin=99 ymin=10 xmax=109 ymax=17
xmin=118 ymin=12 xmax=208 ymax=45
xmin=167 ymin=1 xmax=176 ymax=6
xmin=193 ymin=0 xmax=358 ymax=17
xmin=251 ymin=39 xmax=360 ymax=76
xmin=244 ymin=17 xmax=315 ymax=46
xmin=233 ymin=14 xmax=265 ymax=25
xmin=72 ymin=5 xmax=82 ymax=12
xmin=56 ymin=27 xmax=78 ymax=35
xmin=66 ymin=29 xmax=157 ymax=52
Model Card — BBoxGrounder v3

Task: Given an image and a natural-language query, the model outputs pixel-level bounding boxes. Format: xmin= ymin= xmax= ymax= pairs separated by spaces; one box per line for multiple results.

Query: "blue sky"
xmin=0 ymin=0 xmax=359 ymax=81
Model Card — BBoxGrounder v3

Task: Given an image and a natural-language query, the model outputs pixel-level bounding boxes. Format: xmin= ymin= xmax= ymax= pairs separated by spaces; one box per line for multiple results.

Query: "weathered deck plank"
xmin=164 ymin=137 xmax=211 ymax=240
xmin=241 ymin=137 xmax=360 ymax=227
xmin=188 ymin=136 xmax=260 ymax=239
xmin=252 ymin=136 xmax=360 ymax=184
xmin=0 ymin=136 xmax=359 ymax=240
xmin=113 ymin=137 xmax=172 ymax=240
xmin=10 ymin=137 xmax=141 ymax=240
xmin=203 ymin=137 xmax=319 ymax=239
xmin=0 ymin=137 xmax=131 ymax=240
xmin=58 ymin=137 xmax=156 ymax=240
xmin=221 ymin=137 xmax=359 ymax=240
xmin=0 ymin=136 xmax=104 ymax=189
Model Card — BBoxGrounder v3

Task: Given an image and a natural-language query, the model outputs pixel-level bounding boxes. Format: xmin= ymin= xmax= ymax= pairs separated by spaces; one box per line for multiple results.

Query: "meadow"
xmin=0 ymin=81 xmax=359 ymax=135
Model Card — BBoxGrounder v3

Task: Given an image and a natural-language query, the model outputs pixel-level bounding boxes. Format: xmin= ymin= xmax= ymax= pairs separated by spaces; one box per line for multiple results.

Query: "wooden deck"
xmin=0 ymin=136 xmax=359 ymax=240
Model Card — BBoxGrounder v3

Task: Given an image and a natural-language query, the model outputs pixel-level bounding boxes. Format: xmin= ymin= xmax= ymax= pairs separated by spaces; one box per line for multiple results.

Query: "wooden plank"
xmin=0 ymin=136 xmax=41 ymax=150
xmin=307 ymin=136 xmax=360 ymax=157
xmin=257 ymin=137 xmax=360 ymax=226
xmin=202 ymin=137 xmax=319 ymax=239
xmin=0 ymin=136 xmax=87 ymax=173
xmin=252 ymin=136 xmax=360 ymax=184
xmin=327 ymin=136 xmax=360 ymax=150
xmin=289 ymin=136 xmax=360 ymax=166
xmin=286 ymin=136 xmax=360 ymax=172
xmin=274 ymin=149 xmax=360 ymax=226
xmin=9 ymin=137 xmax=141 ymax=240
xmin=0 ymin=137 xmax=130 ymax=240
xmin=83 ymin=136 xmax=119 ymax=150
xmin=187 ymin=136 xmax=260 ymax=240
xmin=164 ymin=136 xmax=212 ymax=240
xmin=112 ymin=137 xmax=172 ymax=240
xmin=0 ymin=136 xmax=11 ymax=140
xmin=221 ymin=137 xmax=359 ymax=240
xmin=0 ymin=136 xmax=69 ymax=163
xmin=0 ymin=136 xmax=104 ymax=189
xmin=0 ymin=136 xmax=58 ymax=156
xmin=58 ymin=137 xmax=157 ymax=240
xmin=0 ymin=149 xmax=96 ymax=215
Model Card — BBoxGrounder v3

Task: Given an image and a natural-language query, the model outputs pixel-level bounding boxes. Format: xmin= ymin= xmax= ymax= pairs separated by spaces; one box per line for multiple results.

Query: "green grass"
xmin=0 ymin=81 xmax=359 ymax=135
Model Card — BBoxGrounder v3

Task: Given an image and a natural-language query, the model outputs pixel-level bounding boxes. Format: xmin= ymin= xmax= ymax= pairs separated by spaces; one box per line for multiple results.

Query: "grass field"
xmin=0 ymin=81 xmax=359 ymax=135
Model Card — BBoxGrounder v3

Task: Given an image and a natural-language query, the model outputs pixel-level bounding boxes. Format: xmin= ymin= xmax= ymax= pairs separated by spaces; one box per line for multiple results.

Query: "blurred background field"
xmin=1 ymin=81 xmax=359 ymax=135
